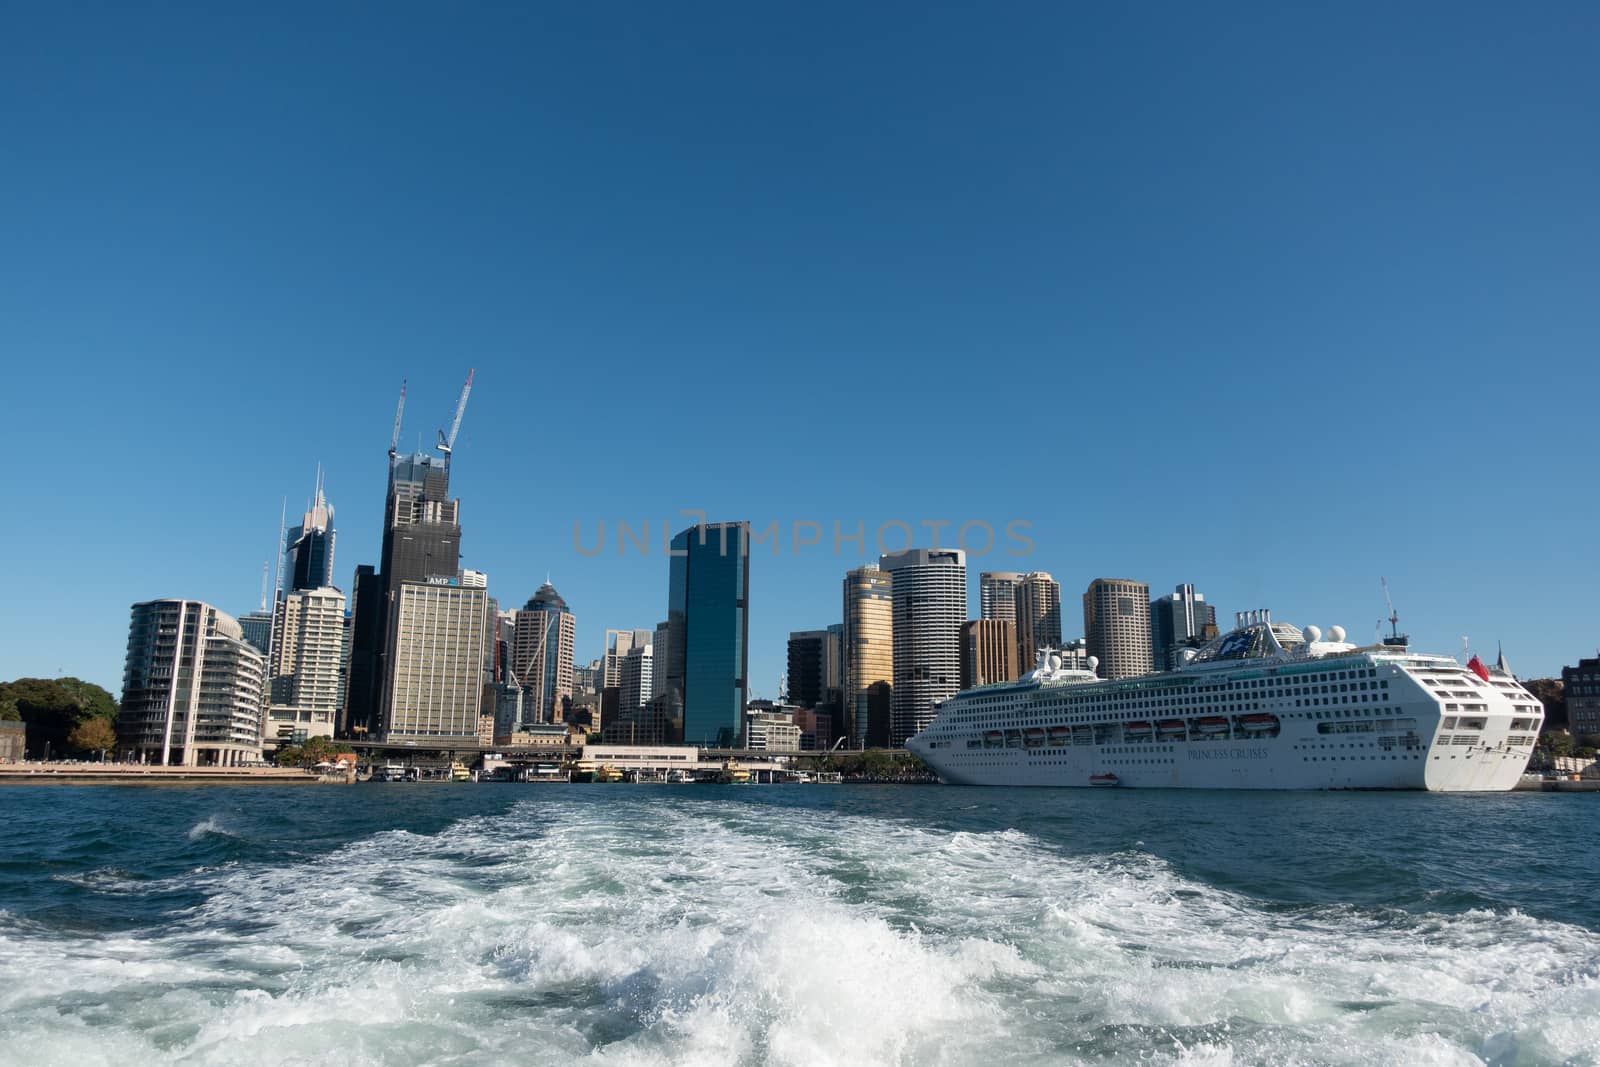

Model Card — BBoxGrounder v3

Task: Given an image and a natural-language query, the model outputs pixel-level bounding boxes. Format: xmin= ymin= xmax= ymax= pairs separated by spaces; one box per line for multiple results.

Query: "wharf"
xmin=0 ymin=763 xmax=326 ymax=785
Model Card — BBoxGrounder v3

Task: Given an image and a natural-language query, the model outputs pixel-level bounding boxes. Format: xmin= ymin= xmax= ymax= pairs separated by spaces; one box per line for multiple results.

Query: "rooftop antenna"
xmin=259 ymin=560 xmax=271 ymax=613
xmin=1461 ymin=635 xmax=1471 ymax=661
xmin=1380 ymin=577 xmax=1409 ymax=648
xmin=273 ymin=498 xmax=287 ymax=597
xmin=437 ymin=368 xmax=476 ymax=468
xmin=388 ymin=379 xmax=407 ymax=458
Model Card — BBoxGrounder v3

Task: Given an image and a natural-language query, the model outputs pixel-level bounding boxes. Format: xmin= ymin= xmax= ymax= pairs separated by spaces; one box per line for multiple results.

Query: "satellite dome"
xmin=1048 ymin=654 xmax=1062 ymax=671
xmin=1304 ymin=625 xmax=1322 ymax=643
xmin=1086 ymin=655 xmax=1099 ymax=673
xmin=1328 ymin=625 xmax=1346 ymax=643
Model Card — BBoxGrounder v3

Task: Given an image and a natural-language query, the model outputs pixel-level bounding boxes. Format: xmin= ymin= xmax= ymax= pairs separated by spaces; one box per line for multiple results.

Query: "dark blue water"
xmin=1 ymin=785 xmax=1597 ymax=1065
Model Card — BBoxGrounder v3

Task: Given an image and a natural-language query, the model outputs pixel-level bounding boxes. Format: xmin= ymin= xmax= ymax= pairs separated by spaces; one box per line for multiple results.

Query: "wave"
xmin=186 ymin=816 xmax=236 ymax=841
xmin=0 ymin=797 xmax=1597 ymax=1065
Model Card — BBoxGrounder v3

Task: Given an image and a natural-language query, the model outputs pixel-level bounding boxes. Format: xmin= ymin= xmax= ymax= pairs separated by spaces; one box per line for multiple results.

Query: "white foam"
xmin=1 ymin=797 xmax=1597 ymax=1066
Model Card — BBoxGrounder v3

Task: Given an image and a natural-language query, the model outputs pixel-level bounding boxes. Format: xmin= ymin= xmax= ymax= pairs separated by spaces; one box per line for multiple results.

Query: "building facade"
xmin=285 ymin=471 xmax=336 ymax=593
xmin=118 ymin=599 xmax=267 ymax=766
xmin=265 ymin=585 xmax=347 ymax=748
xmin=383 ymin=579 xmax=489 ymax=741
xmin=1083 ymin=578 xmax=1153 ymax=680
xmin=961 ymin=618 xmax=1019 ymax=689
xmin=1563 ymin=657 xmax=1600 ymax=740
xmin=619 ymin=643 xmax=654 ymax=719
xmin=662 ymin=522 xmax=750 ymax=748
xmin=843 ymin=563 xmax=894 ymax=748
xmin=512 ymin=583 xmax=575 ymax=726
xmin=881 ymin=548 xmax=966 ymax=747
xmin=602 ymin=628 xmax=654 ymax=689
xmin=979 ymin=572 xmax=1023 ymax=623
xmin=1150 ymin=583 xmax=1218 ymax=671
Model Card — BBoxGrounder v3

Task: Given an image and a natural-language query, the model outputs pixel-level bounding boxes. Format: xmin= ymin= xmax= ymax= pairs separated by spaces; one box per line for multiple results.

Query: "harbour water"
xmin=1 ymin=785 xmax=1597 ymax=1066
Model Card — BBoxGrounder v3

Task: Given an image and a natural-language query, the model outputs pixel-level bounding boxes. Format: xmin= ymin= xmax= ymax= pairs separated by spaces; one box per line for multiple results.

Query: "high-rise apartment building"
xmin=285 ymin=471 xmax=336 ymax=593
xmin=265 ymin=585 xmax=347 ymax=747
xmin=1015 ymin=571 xmax=1062 ymax=670
xmin=961 ymin=618 xmax=1018 ymax=689
xmin=512 ymin=583 xmax=575 ymax=726
xmin=238 ymin=611 xmax=274 ymax=657
xmin=979 ymin=572 xmax=1023 ymax=623
xmin=1150 ymin=583 xmax=1218 ymax=670
xmin=118 ymin=599 xmax=266 ymax=766
xmin=383 ymin=579 xmax=489 ymax=741
xmin=1083 ymin=578 xmax=1153 ymax=679
xmin=881 ymin=548 xmax=966 ymax=746
xmin=843 ymin=564 xmax=893 ymax=748
xmin=661 ymin=522 xmax=750 ymax=748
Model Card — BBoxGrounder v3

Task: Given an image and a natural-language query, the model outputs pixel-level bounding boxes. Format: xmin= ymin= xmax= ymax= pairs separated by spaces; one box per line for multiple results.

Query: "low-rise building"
xmin=1563 ymin=658 xmax=1600 ymax=739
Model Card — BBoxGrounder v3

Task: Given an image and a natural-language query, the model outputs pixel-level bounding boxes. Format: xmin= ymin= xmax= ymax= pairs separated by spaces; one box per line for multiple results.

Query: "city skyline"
xmin=4 ymin=4 xmax=1598 ymax=695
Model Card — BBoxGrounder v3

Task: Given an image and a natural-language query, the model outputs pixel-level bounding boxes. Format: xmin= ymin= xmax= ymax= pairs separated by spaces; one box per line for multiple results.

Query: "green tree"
xmin=67 ymin=717 xmax=116 ymax=758
xmin=0 ymin=677 xmax=119 ymax=758
xmin=275 ymin=735 xmax=342 ymax=767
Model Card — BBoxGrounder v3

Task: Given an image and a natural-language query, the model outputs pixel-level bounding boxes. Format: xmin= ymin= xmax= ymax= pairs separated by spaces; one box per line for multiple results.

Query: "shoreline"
xmin=0 ymin=763 xmax=330 ymax=785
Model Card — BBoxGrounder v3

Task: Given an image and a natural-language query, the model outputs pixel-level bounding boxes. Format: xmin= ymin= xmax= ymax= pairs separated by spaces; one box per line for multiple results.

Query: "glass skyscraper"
xmin=663 ymin=522 xmax=749 ymax=748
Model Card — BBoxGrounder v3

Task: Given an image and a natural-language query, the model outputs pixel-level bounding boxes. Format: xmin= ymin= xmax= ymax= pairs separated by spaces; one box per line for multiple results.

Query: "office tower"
xmin=961 ymin=619 xmax=1018 ymax=689
xmin=843 ymin=564 xmax=893 ymax=748
xmin=619 ymin=643 xmax=653 ymax=716
xmin=602 ymin=628 xmax=654 ymax=689
xmin=787 ymin=630 xmax=829 ymax=708
xmin=343 ymin=564 xmax=382 ymax=737
xmin=511 ymin=583 xmax=575 ymax=726
xmin=662 ymin=521 xmax=750 ymax=748
xmin=1015 ymin=571 xmax=1062 ymax=668
xmin=264 ymin=586 xmax=347 ymax=748
xmin=880 ymin=548 xmax=966 ymax=746
xmin=1150 ymin=583 xmax=1218 ymax=670
xmin=285 ymin=470 xmax=336 ymax=593
xmin=651 ymin=620 xmax=671 ymax=699
xmin=979 ymin=572 xmax=1023 ymax=622
xmin=383 ymin=580 xmax=489 ymax=741
xmin=118 ymin=600 xmax=266 ymax=766
xmin=1083 ymin=578 xmax=1153 ymax=679
xmin=238 ymin=611 xmax=274 ymax=657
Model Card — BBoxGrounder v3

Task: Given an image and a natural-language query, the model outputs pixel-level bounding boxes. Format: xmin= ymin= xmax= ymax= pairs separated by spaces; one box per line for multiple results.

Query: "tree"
xmin=67 ymin=717 xmax=116 ymax=758
xmin=1523 ymin=678 xmax=1567 ymax=731
xmin=0 ymin=677 xmax=119 ymax=758
xmin=275 ymin=735 xmax=342 ymax=767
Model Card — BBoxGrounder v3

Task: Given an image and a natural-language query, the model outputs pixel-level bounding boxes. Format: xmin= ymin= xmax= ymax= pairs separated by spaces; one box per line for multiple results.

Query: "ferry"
xmin=906 ymin=612 xmax=1543 ymax=791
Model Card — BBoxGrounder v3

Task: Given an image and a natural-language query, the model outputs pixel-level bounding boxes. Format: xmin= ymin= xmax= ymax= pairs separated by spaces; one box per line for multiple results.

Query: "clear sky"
xmin=2 ymin=1 xmax=1596 ymax=697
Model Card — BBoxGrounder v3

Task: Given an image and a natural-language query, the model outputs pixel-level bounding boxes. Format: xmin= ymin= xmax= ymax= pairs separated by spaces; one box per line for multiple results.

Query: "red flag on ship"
xmin=1467 ymin=655 xmax=1490 ymax=681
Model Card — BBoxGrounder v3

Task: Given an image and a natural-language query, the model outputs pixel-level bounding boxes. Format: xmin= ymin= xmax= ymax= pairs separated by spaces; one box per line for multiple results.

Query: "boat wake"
xmin=0 ymin=797 xmax=1596 ymax=1065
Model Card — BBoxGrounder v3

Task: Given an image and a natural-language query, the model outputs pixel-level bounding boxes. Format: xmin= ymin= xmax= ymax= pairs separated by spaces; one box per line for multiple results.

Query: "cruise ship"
xmin=906 ymin=612 xmax=1543 ymax=790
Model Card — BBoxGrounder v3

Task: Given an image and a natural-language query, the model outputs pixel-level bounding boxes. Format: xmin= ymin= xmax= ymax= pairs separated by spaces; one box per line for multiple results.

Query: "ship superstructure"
xmin=906 ymin=612 xmax=1542 ymax=790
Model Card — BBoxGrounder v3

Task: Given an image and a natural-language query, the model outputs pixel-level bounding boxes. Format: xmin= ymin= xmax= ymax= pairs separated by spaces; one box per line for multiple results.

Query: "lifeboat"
xmin=1023 ymin=727 xmax=1046 ymax=748
xmin=984 ymin=730 xmax=1004 ymax=748
xmin=1239 ymin=714 xmax=1279 ymax=733
xmin=1193 ymin=717 xmax=1230 ymax=735
xmin=1156 ymin=719 xmax=1186 ymax=737
xmin=1047 ymin=725 xmax=1071 ymax=746
xmin=1089 ymin=773 xmax=1120 ymax=787
xmin=1124 ymin=721 xmax=1153 ymax=740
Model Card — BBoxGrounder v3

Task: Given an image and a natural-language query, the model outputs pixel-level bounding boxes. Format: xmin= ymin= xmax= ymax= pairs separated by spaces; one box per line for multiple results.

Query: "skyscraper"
xmin=118 ymin=599 xmax=266 ymax=766
xmin=662 ymin=522 xmax=750 ymax=748
xmin=602 ymin=628 xmax=654 ymax=689
xmin=979 ymin=572 xmax=1023 ymax=622
xmin=1150 ymin=583 xmax=1218 ymax=670
xmin=512 ymin=583 xmax=575 ymax=726
xmin=285 ymin=470 xmax=336 ymax=593
xmin=1014 ymin=571 xmax=1062 ymax=669
xmin=384 ymin=579 xmax=489 ymax=741
xmin=619 ymin=642 xmax=653 ymax=718
xmin=345 ymin=395 xmax=468 ymax=739
xmin=786 ymin=630 xmax=828 ymax=708
xmin=843 ymin=564 xmax=893 ymax=748
xmin=961 ymin=618 xmax=1018 ymax=689
xmin=265 ymin=585 xmax=347 ymax=748
xmin=1083 ymin=578 xmax=1153 ymax=679
xmin=881 ymin=548 xmax=966 ymax=746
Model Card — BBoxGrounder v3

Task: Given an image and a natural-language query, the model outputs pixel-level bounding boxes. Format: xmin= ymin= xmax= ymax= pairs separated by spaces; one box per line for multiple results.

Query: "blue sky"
xmin=2 ymin=1 xmax=1596 ymax=695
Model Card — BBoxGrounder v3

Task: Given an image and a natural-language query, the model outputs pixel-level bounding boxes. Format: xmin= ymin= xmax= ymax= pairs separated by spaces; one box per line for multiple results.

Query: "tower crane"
xmin=437 ymin=368 xmax=475 ymax=465
xmin=388 ymin=379 xmax=407 ymax=458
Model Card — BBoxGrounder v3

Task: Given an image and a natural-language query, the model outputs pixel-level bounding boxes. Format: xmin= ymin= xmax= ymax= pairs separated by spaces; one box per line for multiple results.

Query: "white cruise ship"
xmin=906 ymin=612 xmax=1543 ymax=791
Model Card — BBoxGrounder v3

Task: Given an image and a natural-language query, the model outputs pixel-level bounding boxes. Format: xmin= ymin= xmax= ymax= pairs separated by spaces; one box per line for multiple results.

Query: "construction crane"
xmin=1380 ymin=577 xmax=1408 ymax=648
xmin=388 ymin=379 xmax=407 ymax=458
xmin=437 ymin=368 xmax=475 ymax=464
